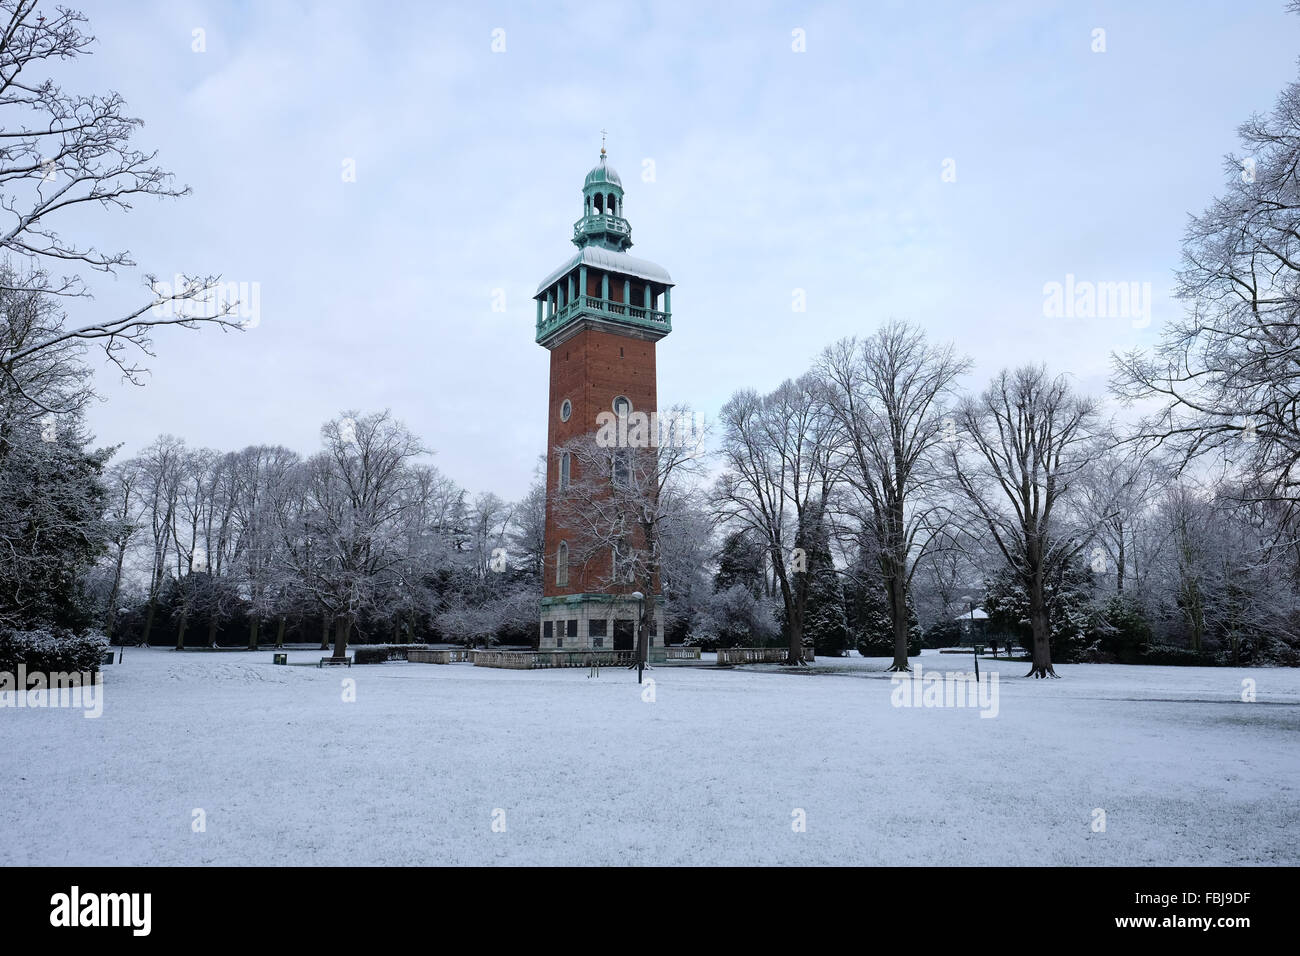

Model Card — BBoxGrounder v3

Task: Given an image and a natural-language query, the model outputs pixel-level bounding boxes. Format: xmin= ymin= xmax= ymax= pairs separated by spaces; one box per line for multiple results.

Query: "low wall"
xmin=716 ymin=646 xmax=816 ymax=664
xmin=407 ymin=648 xmax=472 ymax=664
xmin=471 ymin=649 xmax=637 ymax=670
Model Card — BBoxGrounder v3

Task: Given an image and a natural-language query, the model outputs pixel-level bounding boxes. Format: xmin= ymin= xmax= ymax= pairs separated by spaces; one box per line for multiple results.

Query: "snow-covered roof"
xmin=954 ymin=608 xmax=989 ymax=621
xmin=534 ymin=245 xmax=674 ymax=296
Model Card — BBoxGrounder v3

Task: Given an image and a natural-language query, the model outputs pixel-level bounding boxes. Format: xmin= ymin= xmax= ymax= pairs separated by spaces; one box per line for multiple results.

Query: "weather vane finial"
xmin=600 ymin=128 xmax=607 ymax=157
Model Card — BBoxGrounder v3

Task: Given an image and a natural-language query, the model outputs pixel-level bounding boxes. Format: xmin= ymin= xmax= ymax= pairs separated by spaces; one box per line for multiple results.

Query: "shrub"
xmin=923 ymin=619 xmax=963 ymax=649
xmin=857 ymin=629 xmax=922 ymax=658
xmin=0 ymin=627 xmax=108 ymax=674
xmin=1094 ymin=595 xmax=1154 ymax=663
xmin=1138 ymin=644 xmax=1220 ymax=667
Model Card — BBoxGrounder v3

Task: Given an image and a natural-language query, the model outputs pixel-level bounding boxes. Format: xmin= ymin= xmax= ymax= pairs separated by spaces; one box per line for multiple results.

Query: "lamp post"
xmin=959 ymin=594 xmax=979 ymax=681
xmin=116 ymin=608 xmax=130 ymax=664
xmin=630 ymin=590 xmax=645 ymax=684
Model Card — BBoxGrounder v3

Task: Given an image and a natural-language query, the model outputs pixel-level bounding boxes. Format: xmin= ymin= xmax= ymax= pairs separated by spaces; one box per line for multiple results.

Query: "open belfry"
xmin=534 ymin=144 xmax=673 ymax=659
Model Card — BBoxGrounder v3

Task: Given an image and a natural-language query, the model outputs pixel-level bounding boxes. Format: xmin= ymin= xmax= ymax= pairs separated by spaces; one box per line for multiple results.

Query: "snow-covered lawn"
xmin=2 ymin=648 xmax=1297 ymax=865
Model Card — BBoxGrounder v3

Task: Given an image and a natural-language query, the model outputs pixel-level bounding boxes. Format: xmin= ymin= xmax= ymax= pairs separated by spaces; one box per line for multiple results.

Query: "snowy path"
xmin=1 ymin=648 xmax=1296 ymax=865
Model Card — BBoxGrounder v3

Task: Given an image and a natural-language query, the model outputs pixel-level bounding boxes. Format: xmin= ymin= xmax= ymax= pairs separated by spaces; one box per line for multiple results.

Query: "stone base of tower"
xmin=539 ymin=593 xmax=666 ymax=663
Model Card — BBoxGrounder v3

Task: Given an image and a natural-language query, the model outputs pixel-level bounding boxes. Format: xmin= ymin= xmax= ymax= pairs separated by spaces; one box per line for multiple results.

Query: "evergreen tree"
xmin=843 ymin=541 xmax=920 ymax=657
xmin=777 ymin=500 xmax=850 ymax=655
xmin=0 ymin=413 xmax=109 ymax=631
xmin=984 ymin=554 xmax=1097 ymax=663
xmin=713 ymin=528 xmax=765 ymax=596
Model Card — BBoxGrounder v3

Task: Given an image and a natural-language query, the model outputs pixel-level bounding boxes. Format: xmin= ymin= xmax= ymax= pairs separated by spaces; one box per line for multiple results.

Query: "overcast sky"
xmin=65 ymin=0 xmax=1300 ymax=500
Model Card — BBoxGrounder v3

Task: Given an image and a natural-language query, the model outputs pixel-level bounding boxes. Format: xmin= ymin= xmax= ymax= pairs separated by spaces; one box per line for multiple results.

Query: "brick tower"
xmin=534 ymin=146 xmax=673 ymax=659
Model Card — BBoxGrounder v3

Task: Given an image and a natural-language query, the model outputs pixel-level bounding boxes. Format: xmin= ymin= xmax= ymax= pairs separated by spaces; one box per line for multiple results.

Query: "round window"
xmin=560 ymin=399 xmax=572 ymax=422
xmin=613 ymin=395 xmax=631 ymax=416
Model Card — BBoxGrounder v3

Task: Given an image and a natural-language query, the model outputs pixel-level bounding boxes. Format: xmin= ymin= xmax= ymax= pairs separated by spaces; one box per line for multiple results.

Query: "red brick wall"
xmin=542 ymin=326 xmax=658 ymax=597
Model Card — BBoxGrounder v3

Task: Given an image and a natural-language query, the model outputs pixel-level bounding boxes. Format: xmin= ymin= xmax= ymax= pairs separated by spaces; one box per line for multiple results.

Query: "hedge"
xmin=0 ymin=628 xmax=109 ymax=674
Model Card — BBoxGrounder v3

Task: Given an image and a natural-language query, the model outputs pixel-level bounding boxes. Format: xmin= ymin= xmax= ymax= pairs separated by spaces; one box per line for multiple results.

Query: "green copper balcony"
xmin=535 ymin=294 xmax=671 ymax=346
xmin=573 ymin=213 xmax=631 ymax=247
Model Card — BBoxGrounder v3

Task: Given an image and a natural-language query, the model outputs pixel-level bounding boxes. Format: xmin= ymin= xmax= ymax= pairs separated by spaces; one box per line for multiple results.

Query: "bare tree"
xmin=469 ymin=492 xmax=512 ymax=581
xmin=949 ymin=366 xmax=1102 ymax=677
xmin=0 ymin=1 xmax=241 ymax=405
xmin=1112 ymin=66 xmax=1300 ymax=533
xmin=912 ymin=523 xmax=981 ymax=627
xmin=284 ymin=411 xmax=427 ymax=658
xmin=380 ymin=462 xmax=463 ymax=643
xmin=100 ymin=459 xmax=139 ymax=643
xmin=132 ymin=436 xmax=184 ymax=646
xmin=227 ymin=446 xmax=298 ymax=650
xmin=0 ymin=267 xmax=92 ymax=423
xmin=819 ymin=322 xmax=970 ymax=670
xmin=508 ymin=473 xmax=547 ymax=581
xmin=1078 ymin=441 xmax=1162 ymax=597
xmin=169 ymin=447 xmax=217 ymax=650
xmin=715 ymin=377 xmax=837 ymax=665
xmin=656 ymin=492 xmax=716 ymax=643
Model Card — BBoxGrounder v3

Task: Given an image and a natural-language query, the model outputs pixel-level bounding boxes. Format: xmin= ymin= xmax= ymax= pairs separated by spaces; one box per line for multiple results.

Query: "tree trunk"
xmin=780 ymin=574 xmax=800 ymax=665
xmin=786 ymin=602 xmax=805 ymax=664
xmin=1189 ymin=593 xmax=1204 ymax=654
xmin=275 ymin=616 xmax=286 ymax=649
xmin=206 ymin=614 xmax=219 ymax=648
xmin=1115 ymin=529 xmax=1126 ymax=594
xmin=105 ymin=546 xmax=127 ymax=644
xmin=142 ymin=597 xmax=158 ymax=646
xmin=332 ymin=616 xmax=350 ymax=659
xmin=1025 ymin=574 xmax=1057 ymax=677
xmin=248 ymin=616 xmax=259 ymax=652
xmin=320 ymin=618 xmax=330 ymax=650
xmin=888 ymin=568 xmax=910 ymax=672
xmin=174 ymin=610 xmax=188 ymax=651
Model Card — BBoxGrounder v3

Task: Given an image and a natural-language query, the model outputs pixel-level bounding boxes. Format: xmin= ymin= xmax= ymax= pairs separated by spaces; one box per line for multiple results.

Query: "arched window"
xmin=560 ymin=398 xmax=572 ymax=422
xmin=594 ymin=194 xmax=604 ymax=214
xmin=556 ymin=541 xmax=569 ymax=587
xmin=608 ymin=194 xmax=617 ymax=216
xmin=612 ymin=449 xmax=630 ymax=487
xmin=613 ymin=395 xmax=631 ymax=417
xmin=559 ymin=451 xmax=571 ymax=490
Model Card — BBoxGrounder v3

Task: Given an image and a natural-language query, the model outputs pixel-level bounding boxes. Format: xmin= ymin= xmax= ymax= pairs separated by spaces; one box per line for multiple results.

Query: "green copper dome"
xmin=584 ymin=151 xmax=622 ymax=188
xmin=576 ymin=148 xmax=631 ymax=251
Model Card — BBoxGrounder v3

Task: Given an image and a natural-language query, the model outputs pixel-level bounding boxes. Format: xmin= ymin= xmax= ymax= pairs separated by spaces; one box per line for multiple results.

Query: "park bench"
xmin=318 ymin=656 xmax=353 ymax=668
